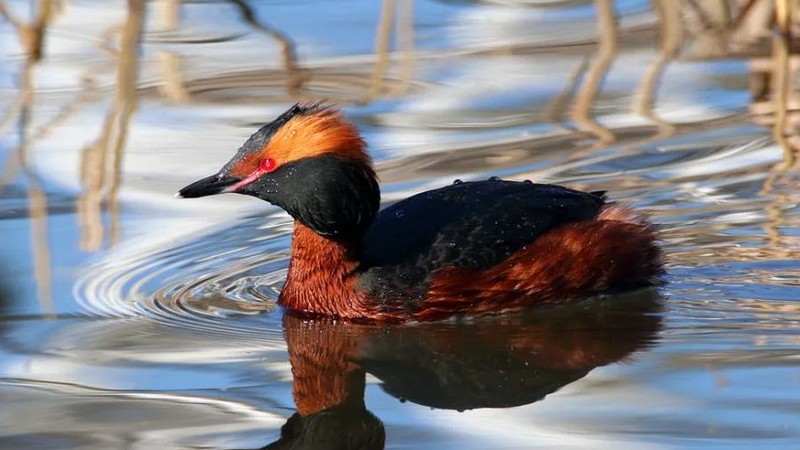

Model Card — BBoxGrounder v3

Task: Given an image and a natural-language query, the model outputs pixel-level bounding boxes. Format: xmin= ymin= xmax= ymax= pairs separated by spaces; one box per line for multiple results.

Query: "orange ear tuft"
xmin=227 ymin=104 xmax=371 ymax=178
xmin=268 ymin=106 xmax=370 ymax=166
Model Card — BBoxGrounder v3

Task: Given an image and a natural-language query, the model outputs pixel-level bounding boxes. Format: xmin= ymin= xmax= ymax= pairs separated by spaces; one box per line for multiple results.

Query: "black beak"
xmin=176 ymin=174 xmax=241 ymax=198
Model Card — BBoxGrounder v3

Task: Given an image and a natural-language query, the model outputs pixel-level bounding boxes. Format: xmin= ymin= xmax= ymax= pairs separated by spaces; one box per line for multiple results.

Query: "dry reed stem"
xmin=754 ymin=0 xmax=798 ymax=254
xmin=634 ymin=0 xmax=682 ymax=139
xmin=78 ymin=0 xmax=144 ymax=250
xmin=228 ymin=0 xmax=308 ymax=97
xmin=394 ymin=0 xmax=415 ymax=96
xmin=107 ymin=0 xmax=145 ymax=246
xmin=156 ymin=0 xmax=191 ymax=103
xmin=0 ymin=0 xmax=60 ymax=314
xmin=571 ymin=0 xmax=618 ymax=144
xmin=364 ymin=0 xmax=396 ymax=103
xmin=0 ymin=0 xmax=57 ymax=191
xmin=547 ymin=57 xmax=589 ymax=132
xmin=771 ymin=0 xmax=797 ymax=166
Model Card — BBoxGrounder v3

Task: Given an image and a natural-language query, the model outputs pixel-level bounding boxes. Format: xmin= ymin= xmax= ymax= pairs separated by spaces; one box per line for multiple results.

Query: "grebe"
xmin=178 ymin=103 xmax=662 ymax=322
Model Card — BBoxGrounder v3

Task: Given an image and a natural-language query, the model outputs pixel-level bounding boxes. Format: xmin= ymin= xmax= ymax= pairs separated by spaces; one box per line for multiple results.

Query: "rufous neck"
xmin=279 ymin=222 xmax=365 ymax=317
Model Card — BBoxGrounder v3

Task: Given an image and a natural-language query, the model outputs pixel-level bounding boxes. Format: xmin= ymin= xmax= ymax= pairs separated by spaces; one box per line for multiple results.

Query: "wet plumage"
xmin=178 ymin=103 xmax=663 ymax=322
xmin=358 ymin=180 xmax=607 ymax=303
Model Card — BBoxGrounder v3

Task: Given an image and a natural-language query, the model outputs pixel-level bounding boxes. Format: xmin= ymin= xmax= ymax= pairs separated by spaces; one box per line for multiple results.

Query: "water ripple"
xmin=74 ymin=215 xmax=292 ymax=338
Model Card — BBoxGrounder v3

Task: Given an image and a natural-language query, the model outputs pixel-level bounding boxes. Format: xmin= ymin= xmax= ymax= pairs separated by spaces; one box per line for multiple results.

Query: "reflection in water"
xmin=261 ymin=293 xmax=662 ymax=449
xmin=261 ymin=316 xmax=384 ymax=450
xmin=78 ymin=0 xmax=144 ymax=251
xmin=226 ymin=0 xmax=308 ymax=98
xmin=571 ymin=0 xmax=617 ymax=145
xmin=634 ymin=0 xmax=680 ymax=140
xmin=1 ymin=0 xmax=57 ymax=314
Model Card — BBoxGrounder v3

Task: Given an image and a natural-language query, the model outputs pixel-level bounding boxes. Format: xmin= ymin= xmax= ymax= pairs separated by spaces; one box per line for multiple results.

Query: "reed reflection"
xmin=257 ymin=292 xmax=663 ymax=449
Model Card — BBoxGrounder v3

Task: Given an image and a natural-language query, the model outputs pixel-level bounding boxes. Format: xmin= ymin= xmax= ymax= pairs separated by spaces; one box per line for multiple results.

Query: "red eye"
xmin=260 ymin=158 xmax=277 ymax=172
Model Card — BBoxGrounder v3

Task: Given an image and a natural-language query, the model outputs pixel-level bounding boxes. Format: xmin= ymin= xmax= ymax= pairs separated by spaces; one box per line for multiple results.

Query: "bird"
xmin=177 ymin=103 xmax=663 ymax=322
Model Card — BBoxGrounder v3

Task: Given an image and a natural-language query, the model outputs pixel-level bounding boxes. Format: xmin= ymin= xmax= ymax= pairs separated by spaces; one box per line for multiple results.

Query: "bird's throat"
xmin=279 ymin=222 xmax=366 ymax=317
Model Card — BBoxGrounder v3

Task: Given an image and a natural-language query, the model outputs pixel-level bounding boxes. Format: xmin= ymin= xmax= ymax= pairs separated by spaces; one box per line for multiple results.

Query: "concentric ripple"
xmin=74 ymin=213 xmax=294 ymax=337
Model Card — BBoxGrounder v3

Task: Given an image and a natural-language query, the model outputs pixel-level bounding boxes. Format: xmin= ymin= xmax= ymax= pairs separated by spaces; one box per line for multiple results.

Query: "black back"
xmin=357 ymin=179 xmax=605 ymax=301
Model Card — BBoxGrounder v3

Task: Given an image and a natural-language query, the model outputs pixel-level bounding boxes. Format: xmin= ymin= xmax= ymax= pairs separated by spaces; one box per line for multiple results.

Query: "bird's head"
xmin=178 ymin=103 xmax=380 ymax=239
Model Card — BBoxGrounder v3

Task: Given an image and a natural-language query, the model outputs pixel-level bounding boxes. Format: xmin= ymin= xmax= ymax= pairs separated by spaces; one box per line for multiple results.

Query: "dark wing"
xmin=357 ymin=179 xmax=605 ymax=300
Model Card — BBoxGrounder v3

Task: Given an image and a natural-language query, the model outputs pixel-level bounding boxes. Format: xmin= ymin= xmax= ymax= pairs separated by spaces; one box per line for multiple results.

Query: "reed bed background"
xmin=1 ymin=0 xmax=798 ymax=311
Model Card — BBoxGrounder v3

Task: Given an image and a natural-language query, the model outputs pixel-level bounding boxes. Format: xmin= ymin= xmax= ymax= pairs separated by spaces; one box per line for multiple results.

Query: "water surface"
xmin=1 ymin=0 xmax=799 ymax=449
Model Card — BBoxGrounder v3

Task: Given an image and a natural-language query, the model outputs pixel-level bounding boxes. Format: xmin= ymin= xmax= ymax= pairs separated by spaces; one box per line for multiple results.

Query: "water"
xmin=1 ymin=0 xmax=799 ymax=448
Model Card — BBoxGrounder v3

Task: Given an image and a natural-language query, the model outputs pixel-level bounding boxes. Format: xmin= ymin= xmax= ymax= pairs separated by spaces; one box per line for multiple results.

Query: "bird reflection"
xmin=257 ymin=291 xmax=662 ymax=449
